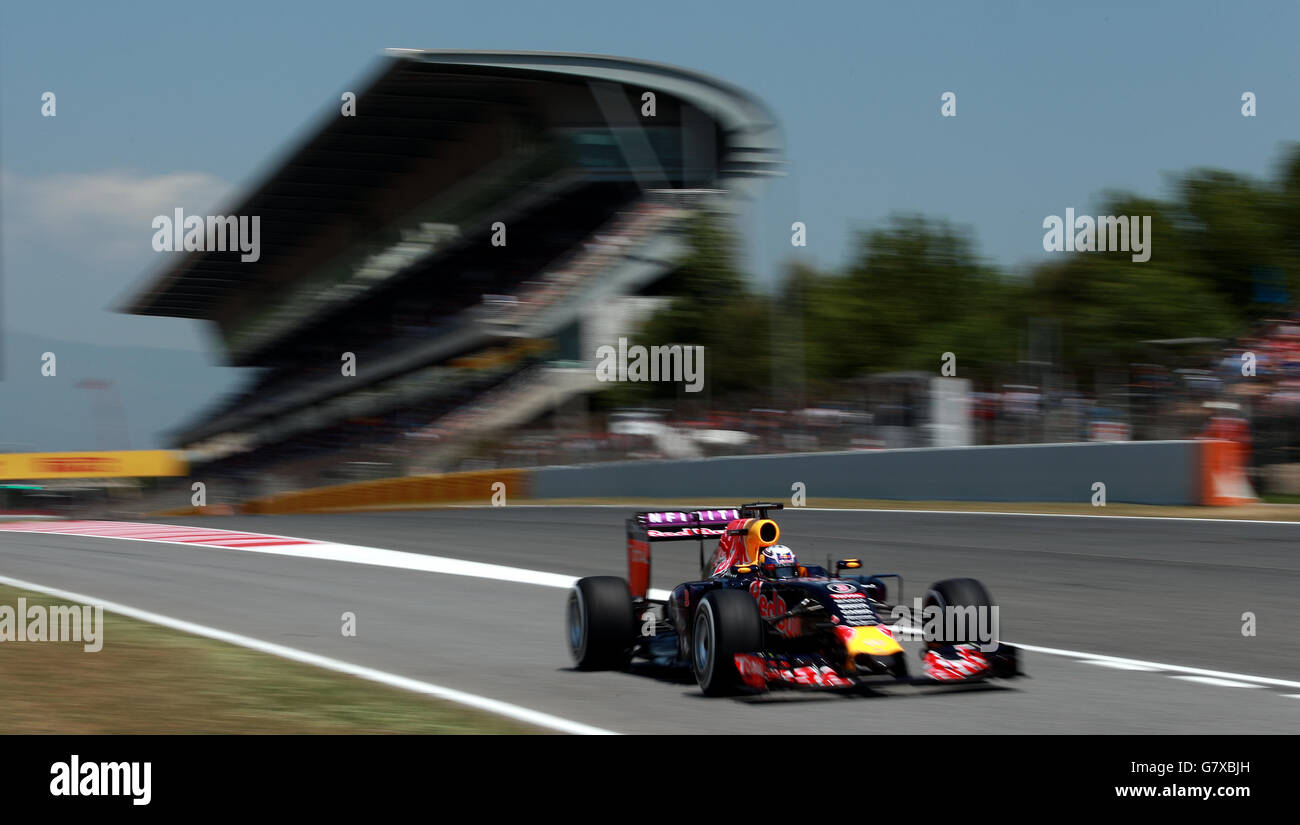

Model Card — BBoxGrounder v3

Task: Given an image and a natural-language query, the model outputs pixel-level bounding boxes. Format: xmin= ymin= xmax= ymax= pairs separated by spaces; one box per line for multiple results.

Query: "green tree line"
xmin=600 ymin=143 xmax=1300 ymax=405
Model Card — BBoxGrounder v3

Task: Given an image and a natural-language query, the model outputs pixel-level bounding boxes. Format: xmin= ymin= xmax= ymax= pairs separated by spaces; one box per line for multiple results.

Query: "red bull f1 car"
xmin=566 ymin=503 xmax=1022 ymax=695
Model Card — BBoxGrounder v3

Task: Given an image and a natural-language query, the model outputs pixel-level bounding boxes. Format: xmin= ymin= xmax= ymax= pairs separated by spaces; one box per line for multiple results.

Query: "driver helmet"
xmin=759 ymin=544 xmax=799 ymax=579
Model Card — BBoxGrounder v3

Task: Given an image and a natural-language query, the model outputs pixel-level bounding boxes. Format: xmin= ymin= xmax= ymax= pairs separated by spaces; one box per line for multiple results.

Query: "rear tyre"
xmin=692 ymin=589 xmax=763 ymax=696
xmin=567 ymin=576 xmax=635 ymax=670
xmin=923 ymin=577 xmax=995 ymax=646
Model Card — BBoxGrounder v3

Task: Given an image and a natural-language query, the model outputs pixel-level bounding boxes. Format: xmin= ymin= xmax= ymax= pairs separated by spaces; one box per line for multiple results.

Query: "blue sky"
xmin=1 ymin=0 xmax=1297 ymax=445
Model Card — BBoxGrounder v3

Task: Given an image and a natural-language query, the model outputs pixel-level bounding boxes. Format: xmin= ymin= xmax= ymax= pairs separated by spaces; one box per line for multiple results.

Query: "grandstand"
xmin=123 ymin=50 xmax=784 ymax=492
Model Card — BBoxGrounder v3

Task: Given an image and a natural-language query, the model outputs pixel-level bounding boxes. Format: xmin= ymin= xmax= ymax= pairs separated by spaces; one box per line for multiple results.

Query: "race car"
xmin=566 ymin=502 xmax=1022 ymax=695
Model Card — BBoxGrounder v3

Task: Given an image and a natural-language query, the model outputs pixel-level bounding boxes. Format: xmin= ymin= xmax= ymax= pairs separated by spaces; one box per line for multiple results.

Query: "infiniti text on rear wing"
xmin=626 ymin=509 xmax=741 ymax=598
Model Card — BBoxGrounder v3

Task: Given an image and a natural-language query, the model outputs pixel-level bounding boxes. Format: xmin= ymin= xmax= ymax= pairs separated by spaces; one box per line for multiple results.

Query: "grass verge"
xmin=0 ymin=584 xmax=542 ymax=734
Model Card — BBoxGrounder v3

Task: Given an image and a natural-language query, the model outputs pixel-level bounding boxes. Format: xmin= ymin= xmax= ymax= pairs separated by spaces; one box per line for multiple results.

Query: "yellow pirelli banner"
xmin=0 ymin=450 xmax=188 ymax=480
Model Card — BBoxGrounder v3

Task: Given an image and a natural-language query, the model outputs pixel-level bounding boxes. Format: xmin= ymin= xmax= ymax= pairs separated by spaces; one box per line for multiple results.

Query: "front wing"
xmin=732 ymin=643 xmax=1022 ymax=692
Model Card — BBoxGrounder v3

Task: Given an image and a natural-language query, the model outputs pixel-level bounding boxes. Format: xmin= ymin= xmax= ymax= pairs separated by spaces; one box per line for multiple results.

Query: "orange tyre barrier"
xmin=1200 ymin=439 xmax=1257 ymax=506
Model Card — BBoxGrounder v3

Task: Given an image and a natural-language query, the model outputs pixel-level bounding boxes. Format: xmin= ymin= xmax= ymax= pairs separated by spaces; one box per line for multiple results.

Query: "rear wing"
xmin=625 ymin=504 xmax=783 ymax=598
xmin=626 ymin=509 xmax=740 ymax=599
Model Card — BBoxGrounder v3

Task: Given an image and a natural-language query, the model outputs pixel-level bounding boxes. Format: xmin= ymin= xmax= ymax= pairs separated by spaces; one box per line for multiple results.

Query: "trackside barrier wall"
xmin=529 ymin=441 xmax=1220 ymax=506
xmin=205 ymin=441 xmax=1247 ymax=515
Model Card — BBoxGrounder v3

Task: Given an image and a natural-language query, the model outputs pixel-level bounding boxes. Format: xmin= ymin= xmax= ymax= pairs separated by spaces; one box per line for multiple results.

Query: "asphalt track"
xmin=1 ymin=507 xmax=1298 ymax=734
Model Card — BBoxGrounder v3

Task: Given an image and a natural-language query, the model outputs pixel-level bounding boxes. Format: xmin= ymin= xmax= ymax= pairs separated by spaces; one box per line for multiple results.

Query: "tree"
xmin=1025 ymin=195 xmax=1236 ymax=379
xmin=597 ymin=213 xmax=771 ymax=405
xmin=793 ymin=215 xmax=1022 ymax=383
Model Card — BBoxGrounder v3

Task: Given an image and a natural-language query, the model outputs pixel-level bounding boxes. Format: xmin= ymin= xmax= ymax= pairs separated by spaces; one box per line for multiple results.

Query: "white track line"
xmin=0 ymin=522 xmax=672 ymax=598
xmin=1170 ymin=676 xmax=1265 ymax=689
xmin=1085 ymin=660 xmax=1162 ymax=672
xmin=0 ymin=572 xmax=616 ymax=735
xmin=1011 ymin=642 xmax=1300 ymax=690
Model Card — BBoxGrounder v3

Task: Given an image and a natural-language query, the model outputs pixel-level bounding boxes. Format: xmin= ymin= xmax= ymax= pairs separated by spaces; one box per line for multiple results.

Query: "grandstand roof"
xmin=122 ymin=50 xmax=784 ymax=326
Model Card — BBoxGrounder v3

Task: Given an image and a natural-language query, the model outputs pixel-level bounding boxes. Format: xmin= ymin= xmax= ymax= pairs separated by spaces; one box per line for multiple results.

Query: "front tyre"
xmin=567 ymin=576 xmax=635 ymax=670
xmin=692 ymin=590 xmax=763 ymax=696
xmin=922 ymin=577 xmax=995 ymax=646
